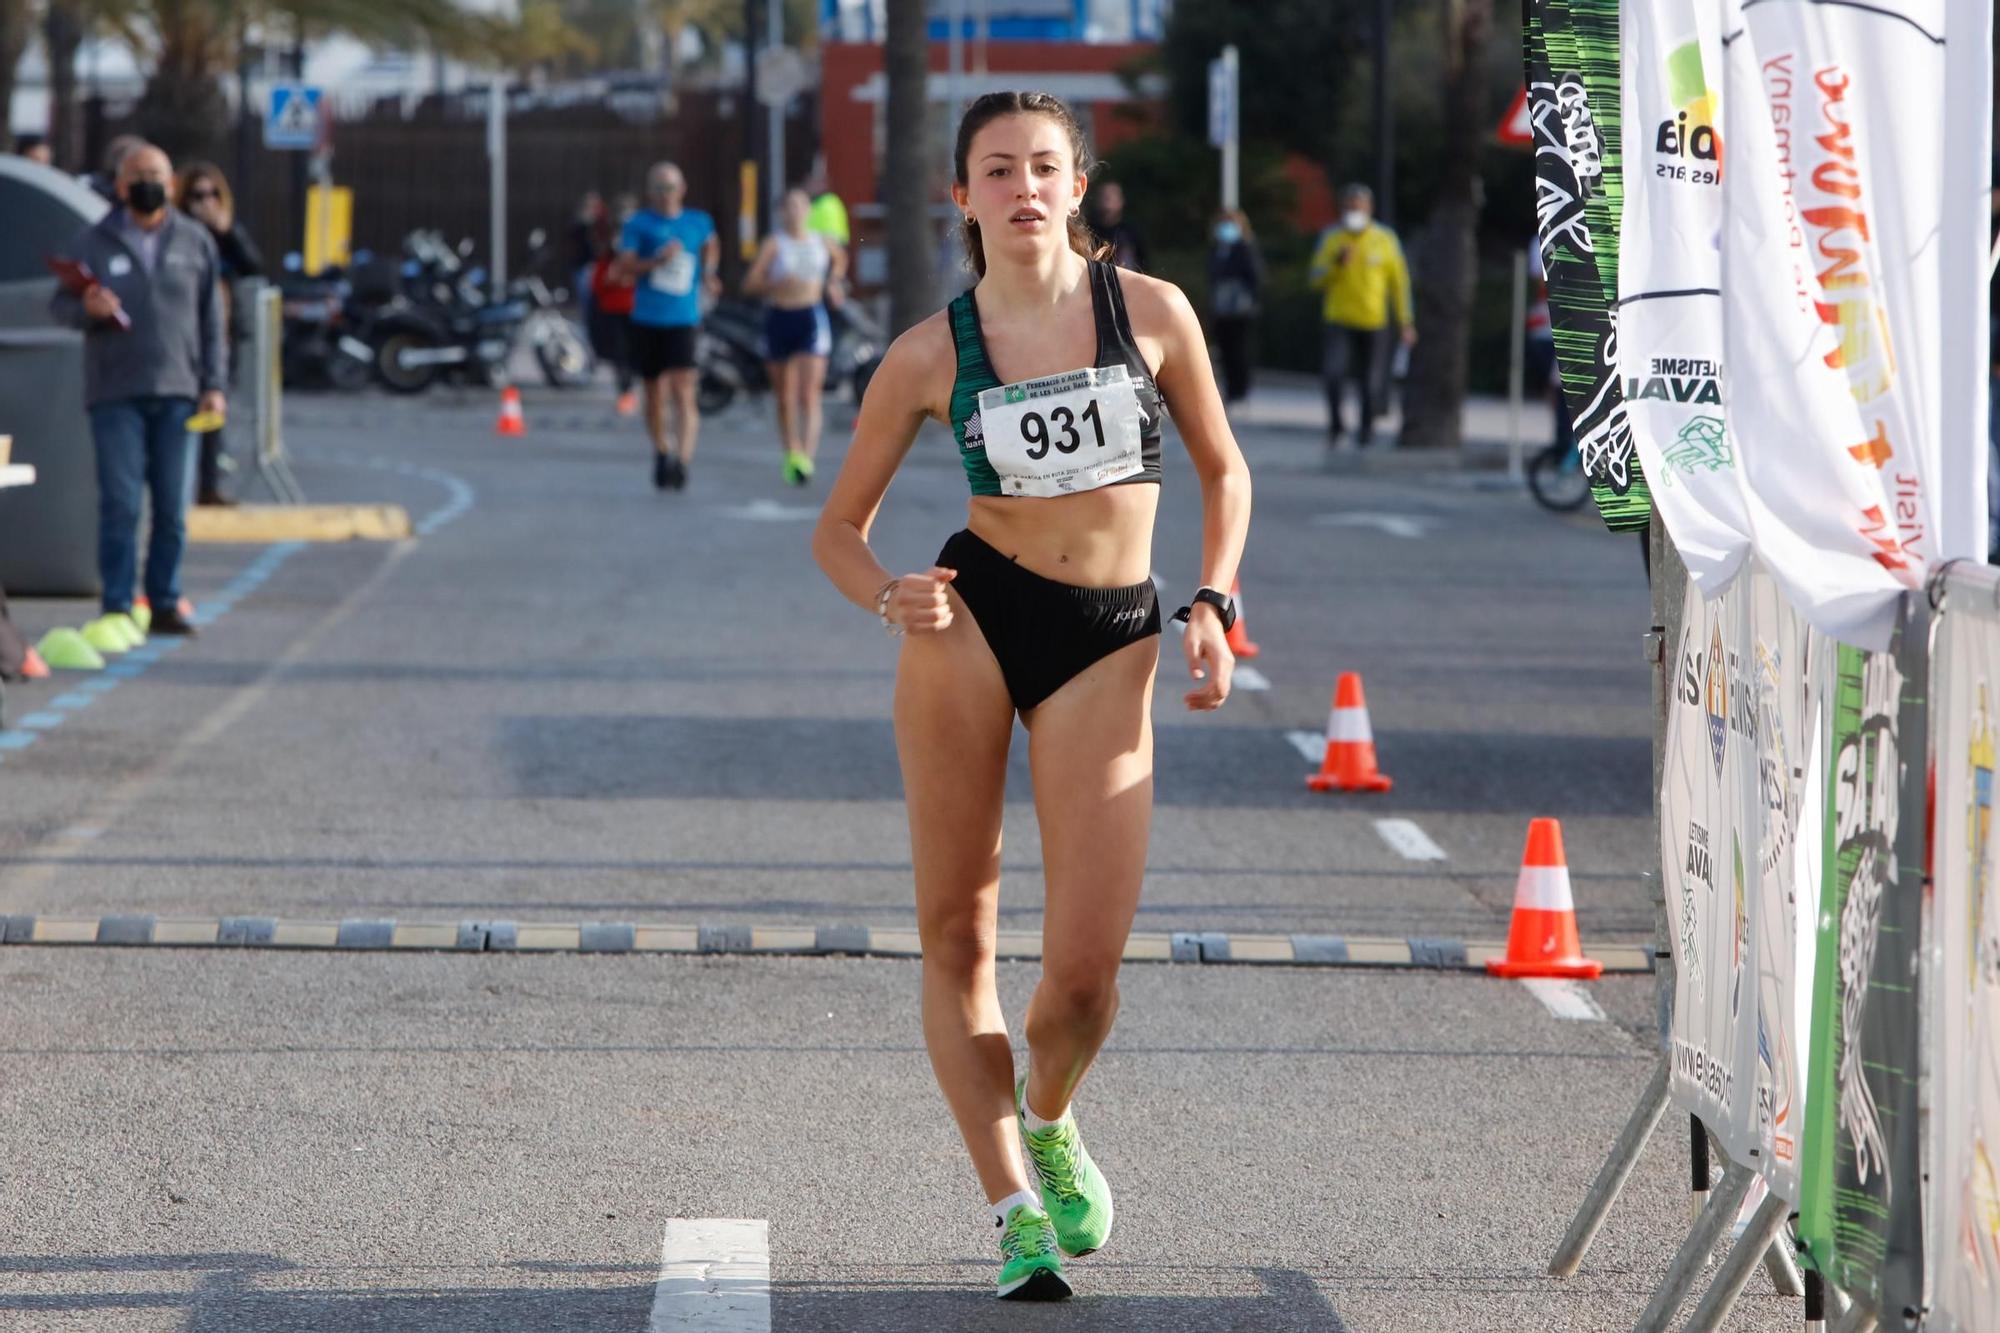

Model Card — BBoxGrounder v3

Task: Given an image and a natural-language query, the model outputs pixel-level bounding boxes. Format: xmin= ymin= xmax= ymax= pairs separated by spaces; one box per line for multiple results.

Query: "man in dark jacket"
xmin=50 ymin=142 xmax=225 ymax=637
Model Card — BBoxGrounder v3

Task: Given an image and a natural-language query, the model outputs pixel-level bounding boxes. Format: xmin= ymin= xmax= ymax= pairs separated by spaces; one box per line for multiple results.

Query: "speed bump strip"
xmin=0 ymin=916 xmax=1657 ymax=972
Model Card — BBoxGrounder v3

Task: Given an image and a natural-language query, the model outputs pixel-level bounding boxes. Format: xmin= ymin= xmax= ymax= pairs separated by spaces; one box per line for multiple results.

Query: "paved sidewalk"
xmin=1230 ymin=371 xmax=1558 ymax=468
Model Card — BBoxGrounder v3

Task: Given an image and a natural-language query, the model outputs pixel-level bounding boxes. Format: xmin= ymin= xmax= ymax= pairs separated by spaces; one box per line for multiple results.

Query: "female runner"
xmin=812 ymin=91 xmax=1251 ymax=1301
xmin=744 ymin=187 xmax=847 ymax=485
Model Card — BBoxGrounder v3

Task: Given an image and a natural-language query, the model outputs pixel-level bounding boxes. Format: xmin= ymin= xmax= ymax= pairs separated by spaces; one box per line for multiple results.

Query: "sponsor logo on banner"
xmin=1829 ymin=658 xmax=1898 ymax=1193
xmin=1664 ymin=415 xmax=1731 ymax=478
xmin=1627 ymin=357 xmax=1723 ymax=406
xmin=1707 ymin=623 xmax=1729 ymax=776
xmin=1758 ymin=51 xmax=1922 ymax=573
xmin=1731 ymin=833 xmax=1749 ymax=1022
xmin=1652 ymin=37 xmax=1722 ymax=184
xmin=1972 ymin=688 xmax=1994 ymax=991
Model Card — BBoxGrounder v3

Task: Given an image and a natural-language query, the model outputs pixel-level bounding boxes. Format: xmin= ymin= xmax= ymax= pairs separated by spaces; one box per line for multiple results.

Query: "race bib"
xmin=977 ymin=365 xmax=1144 ymax=498
xmin=649 ymin=248 xmax=696 ymax=296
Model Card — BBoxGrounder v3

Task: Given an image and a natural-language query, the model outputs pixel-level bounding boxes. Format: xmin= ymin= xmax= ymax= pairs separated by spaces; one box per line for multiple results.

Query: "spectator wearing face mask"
xmin=1206 ymin=208 xmax=1263 ymax=405
xmin=1307 ymin=183 xmax=1414 ymax=449
xmin=49 ymin=142 xmax=224 ymax=639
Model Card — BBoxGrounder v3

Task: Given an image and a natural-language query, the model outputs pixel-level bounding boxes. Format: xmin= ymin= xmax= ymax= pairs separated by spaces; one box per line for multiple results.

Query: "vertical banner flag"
xmin=1928 ymin=570 xmax=2000 ymax=1333
xmin=1618 ymin=0 xmax=1749 ymax=592
xmin=1937 ymin=0 xmax=1994 ymax=563
xmin=1720 ymin=0 xmax=1974 ymax=650
xmin=1798 ymin=627 xmax=1926 ymax=1314
xmin=1663 ymin=573 xmax=1761 ymax=1162
xmin=1527 ymin=0 xmax=1653 ymax=533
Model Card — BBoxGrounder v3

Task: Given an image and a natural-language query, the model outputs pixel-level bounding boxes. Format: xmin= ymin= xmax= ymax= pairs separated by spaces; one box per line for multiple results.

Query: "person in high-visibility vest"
xmin=804 ymin=157 xmax=850 ymax=248
xmin=1307 ymin=184 xmax=1414 ymax=448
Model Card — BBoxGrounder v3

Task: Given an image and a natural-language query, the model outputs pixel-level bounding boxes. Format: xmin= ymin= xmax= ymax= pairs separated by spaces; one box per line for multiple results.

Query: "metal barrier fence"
xmin=1552 ymin=546 xmax=2000 ymax=1333
xmin=243 ymin=282 xmax=302 ymax=504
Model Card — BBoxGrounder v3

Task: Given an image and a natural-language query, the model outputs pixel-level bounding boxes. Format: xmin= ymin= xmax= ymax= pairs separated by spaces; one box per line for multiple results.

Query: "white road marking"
xmin=649 ymin=1218 xmax=770 ymax=1332
xmin=1520 ymin=979 xmax=1608 ymax=1022
xmin=1373 ymin=818 xmax=1446 ymax=861
xmin=723 ymin=500 xmax=818 ymax=521
xmin=1312 ymin=512 xmax=1434 ymax=539
xmin=1234 ymin=665 xmax=1271 ymax=692
xmin=1285 ymin=730 xmax=1325 ymax=763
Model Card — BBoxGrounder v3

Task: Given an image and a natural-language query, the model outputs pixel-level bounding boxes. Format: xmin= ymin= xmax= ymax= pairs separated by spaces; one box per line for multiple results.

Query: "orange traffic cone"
xmin=21 ymin=646 xmax=50 ymax=680
xmin=1225 ymin=578 xmax=1260 ymax=660
xmin=1486 ymin=818 xmax=1602 ymax=979
xmin=496 ymin=386 xmax=527 ymax=437
xmin=1306 ymin=673 xmax=1393 ymax=792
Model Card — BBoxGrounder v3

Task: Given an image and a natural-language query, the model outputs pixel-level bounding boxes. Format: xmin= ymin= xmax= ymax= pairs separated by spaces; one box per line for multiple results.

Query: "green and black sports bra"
xmin=947 ymin=260 xmax=1165 ymax=498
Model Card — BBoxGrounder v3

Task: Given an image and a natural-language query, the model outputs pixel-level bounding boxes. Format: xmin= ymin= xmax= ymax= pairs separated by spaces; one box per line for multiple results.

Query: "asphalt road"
xmin=0 ymin=382 xmax=1792 ymax=1329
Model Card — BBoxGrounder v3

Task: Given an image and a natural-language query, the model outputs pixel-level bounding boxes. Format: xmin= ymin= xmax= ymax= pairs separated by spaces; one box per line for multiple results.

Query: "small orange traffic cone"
xmin=1486 ymin=818 xmax=1603 ymax=979
xmin=496 ymin=386 xmax=527 ymax=437
xmin=1225 ymin=578 xmax=1260 ymax=659
xmin=1306 ymin=673 xmax=1393 ymax=792
xmin=21 ymin=646 xmax=50 ymax=679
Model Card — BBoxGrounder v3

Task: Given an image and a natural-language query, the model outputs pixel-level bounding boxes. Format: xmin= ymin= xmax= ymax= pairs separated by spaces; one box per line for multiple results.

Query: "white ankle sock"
xmin=991 ymin=1189 xmax=1040 ymax=1226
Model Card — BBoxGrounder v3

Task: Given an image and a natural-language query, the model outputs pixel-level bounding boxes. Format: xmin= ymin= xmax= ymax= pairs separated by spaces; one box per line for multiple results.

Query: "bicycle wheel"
xmin=1527 ymin=442 xmax=1593 ymax=512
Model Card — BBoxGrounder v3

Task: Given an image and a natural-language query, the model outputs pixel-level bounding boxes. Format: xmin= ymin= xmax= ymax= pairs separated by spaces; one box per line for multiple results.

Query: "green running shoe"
xmin=996 ymin=1202 xmax=1071 ymax=1301
xmin=793 ymin=451 xmax=815 ymax=482
xmin=1018 ymin=1077 xmax=1114 ymax=1257
xmin=782 ymin=450 xmax=807 ymax=486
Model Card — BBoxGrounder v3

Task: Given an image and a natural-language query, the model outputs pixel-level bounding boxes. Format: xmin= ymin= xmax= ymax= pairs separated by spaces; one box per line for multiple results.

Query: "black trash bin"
xmin=0 ymin=155 xmax=111 ymax=596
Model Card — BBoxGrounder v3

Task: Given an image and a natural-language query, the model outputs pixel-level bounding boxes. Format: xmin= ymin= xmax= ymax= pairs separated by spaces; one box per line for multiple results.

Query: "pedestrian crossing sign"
xmin=265 ymin=85 xmax=322 ymax=150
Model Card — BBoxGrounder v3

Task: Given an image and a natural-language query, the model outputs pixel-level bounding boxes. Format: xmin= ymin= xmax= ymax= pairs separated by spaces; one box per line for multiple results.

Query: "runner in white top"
xmin=745 ymin=189 xmax=848 ymax=486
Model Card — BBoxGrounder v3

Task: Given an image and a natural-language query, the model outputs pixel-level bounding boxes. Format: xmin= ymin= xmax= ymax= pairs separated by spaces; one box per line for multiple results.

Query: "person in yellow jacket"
xmin=1308 ymin=184 xmax=1415 ymax=448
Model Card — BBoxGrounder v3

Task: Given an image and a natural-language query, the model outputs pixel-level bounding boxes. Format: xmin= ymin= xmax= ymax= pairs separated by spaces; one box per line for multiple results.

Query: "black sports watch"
xmin=1172 ymin=586 xmax=1237 ymax=632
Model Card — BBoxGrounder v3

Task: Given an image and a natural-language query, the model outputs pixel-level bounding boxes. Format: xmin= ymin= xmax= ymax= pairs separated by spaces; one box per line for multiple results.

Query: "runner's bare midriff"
xmin=965 ymin=485 xmax=1159 ymax=587
xmin=764 ymin=273 xmax=825 ymax=310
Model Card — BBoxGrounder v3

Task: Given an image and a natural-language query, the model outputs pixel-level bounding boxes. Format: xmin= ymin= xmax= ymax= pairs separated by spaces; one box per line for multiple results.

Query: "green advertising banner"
xmin=1525 ymin=0 xmax=1654 ymax=532
xmin=1798 ymin=632 xmax=1926 ymax=1316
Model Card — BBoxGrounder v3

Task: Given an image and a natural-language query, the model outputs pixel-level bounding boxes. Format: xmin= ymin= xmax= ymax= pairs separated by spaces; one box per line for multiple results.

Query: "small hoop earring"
xmin=1069 ymin=206 xmax=1080 ymax=218
xmin=964 ymin=215 xmax=977 ymax=227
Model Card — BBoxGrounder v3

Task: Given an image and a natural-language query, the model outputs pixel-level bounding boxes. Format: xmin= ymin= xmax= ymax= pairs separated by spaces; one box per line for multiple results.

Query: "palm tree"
xmin=53 ymin=0 xmax=491 ymax=163
xmin=43 ymin=0 xmax=89 ymax=169
xmin=882 ymin=0 xmax=931 ymax=335
xmin=0 ymin=0 xmax=32 ymax=155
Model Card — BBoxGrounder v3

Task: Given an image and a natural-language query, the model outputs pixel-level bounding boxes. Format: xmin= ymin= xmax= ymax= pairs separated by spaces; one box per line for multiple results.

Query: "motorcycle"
xmin=370 ymin=233 xmax=525 ymax=395
xmin=516 ymin=228 xmax=595 ymax=389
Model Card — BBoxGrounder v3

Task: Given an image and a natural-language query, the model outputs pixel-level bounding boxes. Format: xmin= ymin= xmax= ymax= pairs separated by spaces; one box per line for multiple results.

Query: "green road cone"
xmin=82 ymin=616 xmax=133 ymax=655
xmin=130 ymin=599 xmax=152 ymax=633
xmin=37 ymin=628 xmax=106 ymax=671
xmin=111 ymin=612 xmax=146 ymax=648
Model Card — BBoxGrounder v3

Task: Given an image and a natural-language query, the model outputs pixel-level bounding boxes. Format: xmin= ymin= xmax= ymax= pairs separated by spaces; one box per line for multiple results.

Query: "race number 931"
xmin=978 ymin=365 xmax=1144 ymax=498
xmin=1020 ymin=399 xmax=1107 ymax=459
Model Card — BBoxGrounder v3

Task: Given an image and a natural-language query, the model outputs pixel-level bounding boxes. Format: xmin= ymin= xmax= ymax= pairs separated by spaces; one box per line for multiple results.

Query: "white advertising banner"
xmin=1928 ymin=575 xmax=2000 ymax=1333
xmin=1744 ymin=566 xmax=1819 ymax=1201
xmin=1618 ymin=0 xmax=1749 ymax=594
xmin=1937 ymin=0 xmax=1994 ymax=564
xmin=1663 ymin=565 xmax=1821 ymax=1190
xmin=1663 ymin=573 xmax=1761 ymax=1161
xmin=1720 ymin=0 xmax=1969 ymax=651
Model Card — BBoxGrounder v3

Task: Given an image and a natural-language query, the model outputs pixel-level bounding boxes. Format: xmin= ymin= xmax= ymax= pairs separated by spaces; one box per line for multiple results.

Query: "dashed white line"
xmin=1285 ymin=730 xmax=1325 ymax=764
xmin=649 ymin=1218 xmax=770 ymax=1332
xmin=1520 ymin=978 xmax=1609 ymax=1022
xmin=1234 ymin=665 xmax=1271 ymax=692
xmin=1373 ymin=818 xmax=1446 ymax=861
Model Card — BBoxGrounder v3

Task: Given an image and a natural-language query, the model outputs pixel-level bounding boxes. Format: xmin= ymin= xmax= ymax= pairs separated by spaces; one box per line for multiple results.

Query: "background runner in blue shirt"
xmin=615 ymin=161 xmax=719 ymax=491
